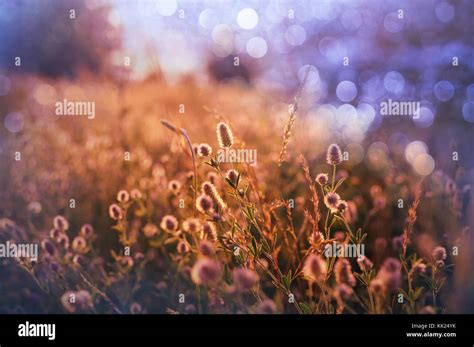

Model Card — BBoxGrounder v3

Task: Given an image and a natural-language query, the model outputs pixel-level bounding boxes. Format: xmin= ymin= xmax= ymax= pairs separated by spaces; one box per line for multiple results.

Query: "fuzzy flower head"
xmin=182 ymin=218 xmax=202 ymax=234
xmin=375 ymin=257 xmax=402 ymax=293
xmin=80 ymin=224 xmax=94 ymax=239
xmin=233 ymin=268 xmax=259 ymax=292
xmin=130 ymin=189 xmax=143 ymax=200
xmin=326 ymin=143 xmax=343 ymax=165
xmin=196 ymin=194 xmax=214 ymax=213
xmin=357 ymin=255 xmax=374 ymax=272
xmin=168 ymin=180 xmax=181 ymax=195
xmin=334 ymin=258 xmax=356 ymax=287
xmin=201 ymin=181 xmax=227 ymax=210
xmin=216 ymin=122 xmax=234 ymax=148
xmin=432 ymin=246 xmax=447 ymax=261
xmin=369 ymin=278 xmax=386 ymax=297
xmin=197 ymin=143 xmax=212 ymax=157
xmin=191 ymin=258 xmax=221 ymax=285
xmin=53 ymin=215 xmax=69 ymax=232
xmin=109 ymin=204 xmax=124 ymax=220
xmin=302 ymin=254 xmax=327 ymax=282
xmin=71 ymin=236 xmax=88 ymax=254
xmin=41 ymin=239 xmax=55 ymax=256
xmin=117 ymin=190 xmax=130 ymax=203
xmin=198 ymin=240 xmax=215 ymax=256
xmin=324 ymin=192 xmax=341 ymax=213
xmin=143 ymin=223 xmax=158 ymax=238
xmin=315 ymin=173 xmax=329 ymax=186
xmin=337 ymin=200 xmax=348 ymax=212
xmin=201 ymin=222 xmax=218 ymax=241
xmin=225 ymin=169 xmax=239 ymax=187
xmin=160 ymin=215 xmax=179 ymax=233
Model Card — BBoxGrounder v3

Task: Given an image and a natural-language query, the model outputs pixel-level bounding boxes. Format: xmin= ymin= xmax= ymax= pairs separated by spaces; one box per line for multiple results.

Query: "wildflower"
xmin=130 ymin=189 xmax=143 ymax=200
xmin=435 ymin=260 xmax=445 ymax=268
xmin=196 ymin=194 xmax=214 ymax=213
xmin=334 ymin=231 xmax=346 ymax=242
xmin=120 ymin=256 xmax=134 ymax=268
xmin=202 ymin=181 xmax=226 ymax=210
xmin=143 ymin=223 xmax=158 ymax=238
xmin=216 ymin=122 xmax=234 ymax=148
xmin=71 ymin=236 xmax=88 ymax=254
xmin=315 ymin=173 xmax=329 ymax=186
xmin=324 ymin=192 xmax=341 ymax=212
xmin=57 ymin=233 xmax=70 ymax=249
xmin=357 ymin=255 xmax=374 ymax=272
xmin=257 ymin=299 xmax=277 ymax=314
xmin=201 ymin=222 xmax=218 ymax=241
xmin=369 ymin=278 xmax=386 ymax=296
xmin=182 ymin=218 xmax=201 ymax=233
xmin=326 ymin=144 xmax=343 ymax=165
xmin=334 ymin=283 xmax=353 ymax=304
xmin=392 ymin=235 xmax=404 ymax=251
xmin=376 ymin=257 xmax=402 ymax=292
xmin=432 ymin=246 xmax=447 ymax=261
xmin=72 ymin=254 xmax=86 ymax=267
xmin=53 ymin=215 xmax=69 ymax=231
xmin=191 ymin=258 xmax=220 ymax=285
xmin=412 ymin=261 xmax=427 ymax=274
xmin=109 ymin=203 xmax=124 ymax=220
xmin=117 ymin=190 xmax=130 ymax=203
xmin=302 ymin=254 xmax=327 ymax=282
xmin=27 ymin=201 xmax=42 ymax=215
xmin=75 ymin=290 xmax=92 ymax=309
xmin=337 ymin=200 xmax=348 ymax=212
xmin=233 ymin=268 xmax=259 ymax=292
xmin=206 ymin=171 xmax=219 ymax=185
xmin=130 ymin=302 xmax=143 ymax=314
xmin=49 ymin=228 xmax=61 ymax=240
xmin=198 ymin=240 xmax=214 ymax=256
xmin=168 ymin=180 xmax=181 ymax=195
xmin=225 ymin=169 xmax=239 ymax=187
xmin=197 ymin=143 xmax=212 ymax=157
xmin=177 ymin=240 xmax=190 ymax=254
xmin=334 ymin=258 xmax=356 ymax=287
xmin=41 ymin=239 xmax=55 ymax=256
xmin=160 ymin=215 xmax=179 ymax=233
xmin=80 ymin=224 xmax=94 ymax=239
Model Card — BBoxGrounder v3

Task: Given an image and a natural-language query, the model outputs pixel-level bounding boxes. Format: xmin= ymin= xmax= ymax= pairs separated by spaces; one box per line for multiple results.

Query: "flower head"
xmin=315 ymin=173 xmax=329 ymax=186
xmin=302 ymin=254 xmax=327 ymax=282
xmin=197 ymin=143 xmax=212 ymax=157
xmin=53 ymin=215 xmax=69 ymax=231
xmin=182 ymin=218 xmax=202 ymax=233
xmin=202 ymin=181 xmax=226 ymax=210
xmin=143 ymin=223 xmax=158 ymax=238
xmin=233 ymin=268 xmax=259 ymax=292
xmin=168 ymin=180 xmax=181 ymax=195
xmin=196 ymin=194 xmax=214 ymax=213
xmin=216 ymin=122 xmax=234 ymax=148
xmin=432 ymin=246 xmax=447 ymax=261
xmin=160 ymin=215 xmax=179 ymax=233
xmin=80 ymin=224 xmax=94 ymax=239
xmin=225 ymin=169 xmax=239 ymax=187
xmin=326 ymin=144 xmax=343 ymax=165
xmin=117 ymin=190 xmax=130 ymax=203
xmin=334 ymin=258 xmax=356 ymax=287
xmin=324 ymin=192 xmax=341 ymax=213
xmin=109 ymin=204 xmax=124 ymax=220
xmin=191 ymin=258 xmax=220 ymax=285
